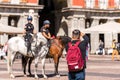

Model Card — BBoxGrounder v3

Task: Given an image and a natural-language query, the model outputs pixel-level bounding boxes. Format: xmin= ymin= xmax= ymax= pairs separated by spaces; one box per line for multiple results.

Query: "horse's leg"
xmin=7 ymin=51 xmax=16 ymax=78
xmin=53 ymin=55 xmax=60 ymax=77
xmin=34 ymin=57 xmax=39 ymax=79
xmin=28 ymin=57 xmax=34 ymax=76
xmin=22 ymin=56 xmax=29 ymax=76
xmin=41 ymin=57 xmax=47 ymax=79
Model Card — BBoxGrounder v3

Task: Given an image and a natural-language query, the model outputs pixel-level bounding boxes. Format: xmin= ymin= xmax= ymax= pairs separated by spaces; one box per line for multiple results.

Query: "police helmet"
xmin=43 ymin=20 xmax=50 ymax=25
xmin=27 ymin=16 xmax=32 ymax=21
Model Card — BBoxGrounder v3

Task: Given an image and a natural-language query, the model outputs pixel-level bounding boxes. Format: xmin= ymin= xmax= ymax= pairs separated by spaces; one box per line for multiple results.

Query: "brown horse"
xmin=22 ymin=36 xmax=71 ymax=77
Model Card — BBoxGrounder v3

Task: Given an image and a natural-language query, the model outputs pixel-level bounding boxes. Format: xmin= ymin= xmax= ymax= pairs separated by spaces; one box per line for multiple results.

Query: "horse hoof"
xmin=24 ymin=74 xmax=27 ymax=77
xmin=35 ymin=75 xmax=39 ymax=79
xmin=10 ymin=74 xmax=15 ymax=79
xmin=29 ymin=73 xmax=32 ymax=76
xmin=56 ymin=74 xmax=60 ymax=78
xmin=43 ymin=75 xmax=48 ymax=79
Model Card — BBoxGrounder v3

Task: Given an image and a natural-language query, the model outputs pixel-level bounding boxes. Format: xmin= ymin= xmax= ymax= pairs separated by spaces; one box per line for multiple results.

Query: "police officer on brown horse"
xmin=24 ymin=16 xmax=36 ymax=56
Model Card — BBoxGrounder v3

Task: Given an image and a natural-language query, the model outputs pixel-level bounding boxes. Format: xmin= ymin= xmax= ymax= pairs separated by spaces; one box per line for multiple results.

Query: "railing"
xmin=1 ymin=0 xmax=37 ymax=5
xmin=73 ymin=0 xmax=120 ymax=9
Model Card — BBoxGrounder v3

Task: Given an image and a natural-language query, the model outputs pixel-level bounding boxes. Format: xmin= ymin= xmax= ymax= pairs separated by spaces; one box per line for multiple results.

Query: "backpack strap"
xmin=74 ymin=41 xmax=80 ymax=47
xmin=68 ymin=42 xmax=72 ymax=47
xmin=68 ymin=41 xmax=80 ymax=47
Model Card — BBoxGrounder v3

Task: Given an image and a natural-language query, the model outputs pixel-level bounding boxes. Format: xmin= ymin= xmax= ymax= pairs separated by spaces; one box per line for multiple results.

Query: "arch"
xmin=57 ymin=21 xmax=68 ymax=36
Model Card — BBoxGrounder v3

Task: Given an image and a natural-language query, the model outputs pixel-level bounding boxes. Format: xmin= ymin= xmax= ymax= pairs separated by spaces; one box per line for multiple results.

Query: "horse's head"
xmin=37 ymin=33 xmax=47 ymax=44
xmin=32 ymin=33 xmax=48 ymax=55
xmin=32 ymin=32 xmax=48 ymax=48
xmin=57 ymin=36 xmax=71 ymax=46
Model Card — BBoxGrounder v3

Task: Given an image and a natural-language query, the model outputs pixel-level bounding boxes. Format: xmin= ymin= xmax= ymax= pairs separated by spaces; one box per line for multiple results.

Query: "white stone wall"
xmin=0 ymin=15 xmax=8 ymax=45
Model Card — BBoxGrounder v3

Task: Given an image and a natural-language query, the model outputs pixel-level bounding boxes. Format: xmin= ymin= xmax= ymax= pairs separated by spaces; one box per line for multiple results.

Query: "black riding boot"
xmin=24 ymin=33 xmax=32 ymax=57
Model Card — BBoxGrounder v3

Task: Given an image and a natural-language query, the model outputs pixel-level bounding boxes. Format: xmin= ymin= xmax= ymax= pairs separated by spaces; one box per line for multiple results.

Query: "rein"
xmin=52 ymin=39 xmax=63 ymax=50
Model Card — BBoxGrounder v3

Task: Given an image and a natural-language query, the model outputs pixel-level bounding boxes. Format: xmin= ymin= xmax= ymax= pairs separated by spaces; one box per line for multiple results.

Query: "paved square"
xmin=0 ymin=55 xmax=120 ymax=80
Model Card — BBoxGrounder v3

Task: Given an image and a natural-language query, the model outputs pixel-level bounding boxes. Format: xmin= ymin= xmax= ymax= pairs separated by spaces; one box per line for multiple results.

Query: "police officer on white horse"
xmin=24 ymin=16 xmax=36 ymax=56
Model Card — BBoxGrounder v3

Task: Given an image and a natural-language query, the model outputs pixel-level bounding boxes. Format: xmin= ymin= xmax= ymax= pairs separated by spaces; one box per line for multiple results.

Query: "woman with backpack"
xmin=66 ymin=29 xmax=89 ymax=80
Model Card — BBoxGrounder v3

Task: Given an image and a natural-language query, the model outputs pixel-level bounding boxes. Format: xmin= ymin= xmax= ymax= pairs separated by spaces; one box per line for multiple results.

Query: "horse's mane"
xmin=57 ymin=36 xmax=71 ymax=45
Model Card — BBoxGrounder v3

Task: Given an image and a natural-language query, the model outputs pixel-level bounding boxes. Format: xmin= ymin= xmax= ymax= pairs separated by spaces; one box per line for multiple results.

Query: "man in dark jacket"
xmin=66 ymin=29 xmax=89 ymax=80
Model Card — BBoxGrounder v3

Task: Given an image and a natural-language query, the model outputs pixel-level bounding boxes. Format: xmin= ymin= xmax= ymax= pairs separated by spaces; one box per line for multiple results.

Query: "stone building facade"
xmin=0 ymin=0 xmax=43 ymax=45
xmin=0 ymin=0 xmax=120 ymax=53
xmin=55 ymin=0 xmax=120 ymax=53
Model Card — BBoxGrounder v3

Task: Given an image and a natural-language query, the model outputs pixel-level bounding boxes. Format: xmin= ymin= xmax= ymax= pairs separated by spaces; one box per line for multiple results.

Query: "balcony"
xmin=1 ymin=0 xmax=38 ymax=5
xmin=71 ymin=0 xmax=120 ymax=10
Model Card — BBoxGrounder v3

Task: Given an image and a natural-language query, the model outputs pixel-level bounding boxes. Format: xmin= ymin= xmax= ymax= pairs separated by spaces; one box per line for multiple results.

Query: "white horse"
xmin=7 ymin=32 xmax=48 ymax=79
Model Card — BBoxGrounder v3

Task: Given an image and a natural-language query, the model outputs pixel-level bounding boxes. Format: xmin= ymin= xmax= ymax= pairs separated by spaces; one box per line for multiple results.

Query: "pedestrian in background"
xmin=112 ymin=39 xmax=120 ymax=61
xmin=99 ymin=40 xmax=105 ymax=55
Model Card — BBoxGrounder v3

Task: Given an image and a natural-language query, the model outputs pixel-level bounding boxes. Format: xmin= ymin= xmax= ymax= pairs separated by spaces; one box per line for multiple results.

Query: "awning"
xmin=84 ymin=21 xmax=120 ymax=33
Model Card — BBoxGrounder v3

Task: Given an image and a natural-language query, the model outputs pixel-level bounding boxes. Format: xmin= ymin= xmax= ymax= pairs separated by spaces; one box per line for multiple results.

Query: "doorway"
xmin=99 ymin=34 xmax=104 ymax=49
xmin=118 ymin=34 xmax=120 ymax=43
xmin=99 ymin=34 xmax=104 ymax=43
xmin=8 ymin=16 xmax=19 ymax=39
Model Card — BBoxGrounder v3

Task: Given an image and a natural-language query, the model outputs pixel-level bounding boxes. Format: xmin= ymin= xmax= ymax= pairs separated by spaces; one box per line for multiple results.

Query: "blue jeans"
xmin=68 ymin=70 xmax=85 ymax=80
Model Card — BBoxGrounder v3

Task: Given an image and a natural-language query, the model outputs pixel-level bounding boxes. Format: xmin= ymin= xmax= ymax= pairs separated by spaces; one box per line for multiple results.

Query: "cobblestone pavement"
xmin=0 ymin=55 xmax=120 ymax=80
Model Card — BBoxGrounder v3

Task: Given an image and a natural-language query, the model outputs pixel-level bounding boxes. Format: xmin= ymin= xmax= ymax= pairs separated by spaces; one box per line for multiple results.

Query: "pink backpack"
xmin=66 ymin=41 xmax=84 ymax=72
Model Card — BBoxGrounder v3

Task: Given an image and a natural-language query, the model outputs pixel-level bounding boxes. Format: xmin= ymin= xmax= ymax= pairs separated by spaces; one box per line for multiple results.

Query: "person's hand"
xmin=80 ymin=32 xmax=85 ymax=37
xmin=48 ymin=37 xmax=51 ymax=39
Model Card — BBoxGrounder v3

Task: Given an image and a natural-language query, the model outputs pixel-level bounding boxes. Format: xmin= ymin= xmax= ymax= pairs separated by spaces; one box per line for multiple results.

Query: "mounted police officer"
xmin=24 ymin=16 xmax=36 ymax=56
xmin=40 ymin=20 xmax=51 ymax=47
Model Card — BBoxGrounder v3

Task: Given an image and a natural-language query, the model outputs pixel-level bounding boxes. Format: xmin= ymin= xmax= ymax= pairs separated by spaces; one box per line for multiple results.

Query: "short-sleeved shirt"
xmin=25 ymin=23 xmax=34 ymax=34
xmin=40 ymin=27 xmax=50 ymax=36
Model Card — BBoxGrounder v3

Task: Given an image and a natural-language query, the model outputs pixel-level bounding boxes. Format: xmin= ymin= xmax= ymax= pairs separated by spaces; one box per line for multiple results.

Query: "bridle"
xmin=33 ymin=35 xmax=48 ymax=56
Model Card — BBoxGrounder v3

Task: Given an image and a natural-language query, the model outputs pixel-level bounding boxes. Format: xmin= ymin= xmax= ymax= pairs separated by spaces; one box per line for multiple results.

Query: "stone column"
xmin=0 ymin=15 xmax=9 ymax=45
xmin=112 ymin=32 xmax=118 ymax=42
xmin=78 ymin=17 xmax=85 ymax=29
xmin=67 ymin=0 xmax=72 ymax=7
xmin=72 ymin=17 xmax=79 ymax=30
xmin=34 ymin=15 xmax=39 ymax=32
xmin=91 ymin=18 xmax=99 ymax=27
xmin=105 ymin=33 xmax=113 ymax=48
xmin=67 ymin=16 xmax=86 ymax=36
xmin=29 ymin=9 xmax=39 ymax=32
xmin=29 ymin=9 xmax=35 ymax=25
xmin=18 ymin=15 xmax=24 ymax=28
xmin=90 ymin=32 xmax=99 ymax=54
